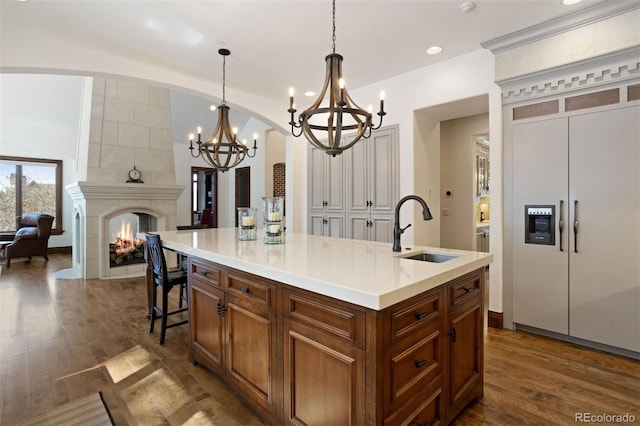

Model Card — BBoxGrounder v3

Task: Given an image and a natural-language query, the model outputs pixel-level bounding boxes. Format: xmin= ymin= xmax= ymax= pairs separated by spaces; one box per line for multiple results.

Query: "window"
xmin=0 ymin=156 xmax=63 ymax=233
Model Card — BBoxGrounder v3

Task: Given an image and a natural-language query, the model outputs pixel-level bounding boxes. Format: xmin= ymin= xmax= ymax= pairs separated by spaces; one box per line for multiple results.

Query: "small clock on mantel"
xmin=126 ymin=165 xmax=143 ymax=183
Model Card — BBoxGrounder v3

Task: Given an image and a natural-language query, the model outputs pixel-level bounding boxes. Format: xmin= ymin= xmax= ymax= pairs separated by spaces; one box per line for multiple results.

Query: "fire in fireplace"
xmin=109 ymin=219 xmax=145 ymax=267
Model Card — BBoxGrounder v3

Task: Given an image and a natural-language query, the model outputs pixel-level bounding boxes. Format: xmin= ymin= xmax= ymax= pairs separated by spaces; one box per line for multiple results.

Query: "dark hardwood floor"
xmin=1 ymin=254 xmax=638 ymax=425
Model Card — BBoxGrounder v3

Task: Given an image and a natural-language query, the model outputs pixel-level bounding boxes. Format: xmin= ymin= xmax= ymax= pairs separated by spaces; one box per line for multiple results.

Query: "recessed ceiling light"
xmin=562 ymin=0 xmax=583 ymax=4
xmin=304 ymin=91 xmax=315 ymax=97
xmin=426 ymin=46 xmax=443 ymax=55
xmin=459 ymin=2 xmax=475 ymax=13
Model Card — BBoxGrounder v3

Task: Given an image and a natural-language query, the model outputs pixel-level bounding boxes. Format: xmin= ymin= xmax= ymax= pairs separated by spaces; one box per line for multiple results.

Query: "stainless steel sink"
xmin=402 ymin=252 xmax=458 ymax=263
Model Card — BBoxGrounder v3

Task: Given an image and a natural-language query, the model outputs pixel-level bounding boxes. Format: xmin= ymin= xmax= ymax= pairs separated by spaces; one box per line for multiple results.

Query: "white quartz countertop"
xmin=141 ymin=228 xmax=493 ymax=311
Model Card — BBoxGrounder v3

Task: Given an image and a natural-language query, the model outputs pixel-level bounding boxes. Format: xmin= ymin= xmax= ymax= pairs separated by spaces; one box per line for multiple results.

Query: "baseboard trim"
xmin=488 ymin=311 xmax=503 ymax=329
xmin=48 ymin=246 xmax=72 ymax=255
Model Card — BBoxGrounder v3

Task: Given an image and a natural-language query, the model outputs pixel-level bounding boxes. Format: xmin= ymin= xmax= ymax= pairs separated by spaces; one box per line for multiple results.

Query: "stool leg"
xmin=159 ymin=284 xmax=169 ymax=345
xmin=149 ymin=282 xmax=158 ymax=334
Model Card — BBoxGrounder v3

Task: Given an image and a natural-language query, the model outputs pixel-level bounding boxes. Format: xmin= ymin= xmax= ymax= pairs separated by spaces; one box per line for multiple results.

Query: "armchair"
xmin=176 ymin=208 xmax=212 ymax=230
xmin=1 ymin=213 xmax=54 ymax=267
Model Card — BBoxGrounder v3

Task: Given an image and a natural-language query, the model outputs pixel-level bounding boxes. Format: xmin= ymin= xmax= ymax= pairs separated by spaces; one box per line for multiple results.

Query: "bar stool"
xmin=145 ymin=233 xmax=188 ymax=344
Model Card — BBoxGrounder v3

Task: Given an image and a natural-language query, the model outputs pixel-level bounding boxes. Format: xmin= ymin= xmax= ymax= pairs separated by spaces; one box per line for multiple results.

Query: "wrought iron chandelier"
xmin=189 ymin=48 xmax=257 ymax=172
xmin=287 ymin=0 xmax=386 ymax=157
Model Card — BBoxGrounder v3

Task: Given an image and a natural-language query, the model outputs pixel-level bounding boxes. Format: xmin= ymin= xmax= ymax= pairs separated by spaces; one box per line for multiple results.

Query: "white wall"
xmin=0 ymin=73 xmax=87 ymax=248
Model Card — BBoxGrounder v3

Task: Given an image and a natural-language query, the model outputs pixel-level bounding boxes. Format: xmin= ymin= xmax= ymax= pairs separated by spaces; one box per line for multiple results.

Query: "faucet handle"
xmin=400 ymin=223 xmax=412 ymax=234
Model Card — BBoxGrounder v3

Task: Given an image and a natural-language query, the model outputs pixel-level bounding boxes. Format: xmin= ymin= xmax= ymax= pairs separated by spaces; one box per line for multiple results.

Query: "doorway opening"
xmin=191 ymin=167 xmax=218 ymax=227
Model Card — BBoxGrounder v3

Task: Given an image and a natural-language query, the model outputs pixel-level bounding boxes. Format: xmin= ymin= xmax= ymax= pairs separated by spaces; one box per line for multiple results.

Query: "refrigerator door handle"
xmin=559 ymin=200 xmax=564 ymax=252
xmin=573 ymin=200 xmax=579 ymax=253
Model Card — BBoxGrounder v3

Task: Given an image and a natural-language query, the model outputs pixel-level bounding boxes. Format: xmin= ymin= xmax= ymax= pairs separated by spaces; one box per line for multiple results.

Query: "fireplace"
xmin=109 ymin=213 xmax=154 ymax=268
xmin=66 ymin=182 xmax=184 ymax=279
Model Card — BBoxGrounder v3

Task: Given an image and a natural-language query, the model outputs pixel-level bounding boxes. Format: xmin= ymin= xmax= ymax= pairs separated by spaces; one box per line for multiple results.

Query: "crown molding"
xmin=482 ymin=0 xmax=640 ymax=54
xmin=498 ymin=46 xmax=640 ymax=104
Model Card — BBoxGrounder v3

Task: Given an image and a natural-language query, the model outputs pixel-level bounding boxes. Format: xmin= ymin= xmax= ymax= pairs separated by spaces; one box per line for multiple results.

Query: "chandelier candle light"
xmin=287 ymin=0 xmax=386 ymax=157
xmin=189 ymin=48 xmax=258 ymax=172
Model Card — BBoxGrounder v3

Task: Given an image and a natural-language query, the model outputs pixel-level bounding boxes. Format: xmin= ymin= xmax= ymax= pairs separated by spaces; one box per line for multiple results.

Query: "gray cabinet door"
xmin=369 ymin=127 xmax=397 ymax=214
xmin=569 ymin=106 xmax=640 ymax=352
xmin=512 ymin=117 xmax=569 ymax=335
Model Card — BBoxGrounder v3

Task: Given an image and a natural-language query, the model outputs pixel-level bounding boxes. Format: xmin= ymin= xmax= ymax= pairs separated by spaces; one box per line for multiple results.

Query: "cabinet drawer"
xmin=386 ymin=329 xmax=443 ymax=412
xmin=226 ymin=270 xmax=273 ymax=308
xmin=447 ymin=269 xmax=482 ymax=309
xmin=388 ymin=287 xmax=442 ymax=342
xmin=189 ymin=258 xmax=222 ymax=288
xmin=384 ymin=378 xmax=444 ymax=426
xmin=284 ymin=288 xmax=366 ymax=348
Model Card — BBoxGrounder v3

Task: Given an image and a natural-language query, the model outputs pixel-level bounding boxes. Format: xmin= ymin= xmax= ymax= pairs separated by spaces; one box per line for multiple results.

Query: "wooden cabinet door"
xmin=283 ymin=320 xmax=365 ymax=426
xmin=225 ymin=293 xmax=278 ymax=416
xmin=189 ymin=278 xmax=225 ymax=375
xmin=446 ymin=300 xmax=483 ymax=422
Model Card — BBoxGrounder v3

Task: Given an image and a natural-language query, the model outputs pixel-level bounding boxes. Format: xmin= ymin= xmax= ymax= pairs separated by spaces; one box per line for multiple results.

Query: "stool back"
xmin=145 ymin=233 xmax=168 ymax=287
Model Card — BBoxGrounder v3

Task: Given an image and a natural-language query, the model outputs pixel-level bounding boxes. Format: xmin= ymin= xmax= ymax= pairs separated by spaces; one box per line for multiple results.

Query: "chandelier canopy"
xmin=189 ymin=48 xmax=257 ymax=172
xmin=288 ymin=0 xmax=386 ymax=157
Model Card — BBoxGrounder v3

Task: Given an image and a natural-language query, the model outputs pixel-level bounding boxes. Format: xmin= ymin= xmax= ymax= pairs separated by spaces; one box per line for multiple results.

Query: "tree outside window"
xmin=0 ymin=156 xmax=62 ymax=233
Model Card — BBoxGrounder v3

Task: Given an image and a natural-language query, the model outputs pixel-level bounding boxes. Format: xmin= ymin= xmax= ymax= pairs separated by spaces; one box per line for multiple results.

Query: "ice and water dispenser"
xmin=524 ymin=205 xmax=555 ymax=245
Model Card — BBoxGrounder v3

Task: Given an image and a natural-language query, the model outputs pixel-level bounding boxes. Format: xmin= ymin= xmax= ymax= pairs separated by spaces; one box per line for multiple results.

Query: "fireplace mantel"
xmin=66 ymin=181 xmax=184 ymax=279
xmin=66 ymin=182 xmax=184 ymax=201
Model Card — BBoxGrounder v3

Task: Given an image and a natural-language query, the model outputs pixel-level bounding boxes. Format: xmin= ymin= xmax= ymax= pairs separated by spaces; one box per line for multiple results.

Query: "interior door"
xmin=568 ymin=105 xmax=640 ymax=352
xmin=512 ymin=117 xmax=569 ymax=334
xmin=235 ymin=167 xmax=251 ymax=227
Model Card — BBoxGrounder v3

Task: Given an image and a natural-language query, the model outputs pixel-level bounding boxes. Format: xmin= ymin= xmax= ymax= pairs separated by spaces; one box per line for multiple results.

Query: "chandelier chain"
xmin=332 ymin=0 xmax=336 ymax=54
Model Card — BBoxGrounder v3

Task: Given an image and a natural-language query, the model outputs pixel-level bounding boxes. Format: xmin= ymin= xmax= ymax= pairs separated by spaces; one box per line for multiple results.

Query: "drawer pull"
xmin=414 ymin=359 xmax=427 ymax=368
xmin=414 ymin=312 xmax=427 ymax=321
xmin=240 ymin=286 xmax=250 ymax=293
xmin=463 ymin=286 xmax=473 ymax=293
xmin=201 ymin=271 xmax=208 ymax=276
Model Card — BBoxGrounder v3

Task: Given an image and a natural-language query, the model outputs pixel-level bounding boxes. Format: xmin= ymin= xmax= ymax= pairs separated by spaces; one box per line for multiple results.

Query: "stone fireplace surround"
xmin=66 ymin=181 xmax=183 ymax=279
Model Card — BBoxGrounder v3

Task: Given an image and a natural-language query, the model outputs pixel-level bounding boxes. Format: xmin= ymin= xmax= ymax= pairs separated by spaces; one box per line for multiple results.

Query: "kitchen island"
xmin=144 ymin=228 xmax=493 ymax=425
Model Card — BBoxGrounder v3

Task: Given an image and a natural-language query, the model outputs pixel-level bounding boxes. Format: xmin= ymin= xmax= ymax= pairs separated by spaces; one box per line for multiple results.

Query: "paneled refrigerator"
xmin=512 ymin=105 xmax=639 ymax=353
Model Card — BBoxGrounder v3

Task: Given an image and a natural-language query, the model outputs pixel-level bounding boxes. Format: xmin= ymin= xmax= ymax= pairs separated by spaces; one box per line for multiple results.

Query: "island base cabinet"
xmin=445 ymin=270 xmax=484 ymax=423
xmin=187 ymin=256 xmax=486 ymax=426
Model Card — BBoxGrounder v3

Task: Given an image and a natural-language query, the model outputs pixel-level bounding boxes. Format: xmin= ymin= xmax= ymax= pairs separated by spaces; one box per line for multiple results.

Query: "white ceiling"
xmin=1 ymin=0 xmax=608 ymax=104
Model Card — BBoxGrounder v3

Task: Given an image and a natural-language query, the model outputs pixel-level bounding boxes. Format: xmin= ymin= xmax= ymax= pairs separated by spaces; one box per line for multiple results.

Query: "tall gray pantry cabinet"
xmin=508 ymin=82 xmax=639 ymax=354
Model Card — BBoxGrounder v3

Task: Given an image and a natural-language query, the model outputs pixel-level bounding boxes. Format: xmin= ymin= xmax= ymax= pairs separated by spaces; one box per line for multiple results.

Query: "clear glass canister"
xmin=262 ymin=197 xmax=284 ymax=244
xmin=237 ymin=207 xmax=258 ymax=241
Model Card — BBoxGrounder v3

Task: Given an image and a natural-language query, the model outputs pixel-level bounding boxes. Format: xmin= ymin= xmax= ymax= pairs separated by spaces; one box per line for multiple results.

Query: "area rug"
xmin=15 ymin=392 xmax=115 ymax=426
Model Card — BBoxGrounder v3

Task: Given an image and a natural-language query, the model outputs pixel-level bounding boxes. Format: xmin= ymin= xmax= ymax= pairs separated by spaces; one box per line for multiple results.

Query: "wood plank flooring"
xmin=1 ymin=254 xmax=638 ymax=425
